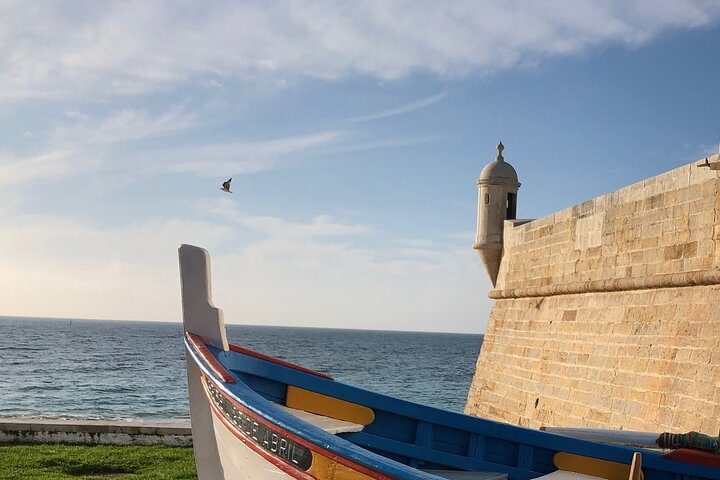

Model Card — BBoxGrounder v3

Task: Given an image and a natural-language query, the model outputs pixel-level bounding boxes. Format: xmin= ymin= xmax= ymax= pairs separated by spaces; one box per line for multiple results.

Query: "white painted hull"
xmin=209 ymin=402 xmax=294 ymax=479
xmin=188 ymin=354 xmax=301 ymax=480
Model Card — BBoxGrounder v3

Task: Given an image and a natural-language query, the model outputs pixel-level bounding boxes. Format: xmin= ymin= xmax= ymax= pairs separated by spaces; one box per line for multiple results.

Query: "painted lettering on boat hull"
xmin=204 ymin=375 xmax=313 ymax=472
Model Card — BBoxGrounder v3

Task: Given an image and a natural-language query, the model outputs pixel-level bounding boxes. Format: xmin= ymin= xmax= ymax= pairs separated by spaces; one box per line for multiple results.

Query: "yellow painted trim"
xmin=308 ymin=453 xmax=375 ymax=480
xmin=286 ymin=386 xmax=375 ymax=426
xmin=554 ymin=452 xmax=644 ymax=480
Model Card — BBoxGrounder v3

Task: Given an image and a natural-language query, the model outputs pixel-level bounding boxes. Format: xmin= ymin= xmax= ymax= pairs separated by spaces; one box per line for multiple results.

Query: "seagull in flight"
xmin=220 ymin=178 xmax=232 ymax=193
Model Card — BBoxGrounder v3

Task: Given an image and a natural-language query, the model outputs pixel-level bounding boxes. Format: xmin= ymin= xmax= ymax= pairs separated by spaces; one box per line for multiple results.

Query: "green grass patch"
xmin=0 ymin=444 xmax=197 ymax=480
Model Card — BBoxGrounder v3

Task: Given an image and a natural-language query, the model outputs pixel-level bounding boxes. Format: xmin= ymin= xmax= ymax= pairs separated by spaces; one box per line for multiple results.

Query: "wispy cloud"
xmin=209 ymin=199 xmax=373 ymax=238
xmin=0 ymin=149 xmax=93 ymax=188
xmin=1 ymin=104 xmax=435 ymax=191
xmin=1 ymin=105 xmax=346 ymax=189
xmin=0 ymin=107 xmax=202 ymax=189
xmin=166 ymin=131 xmax=344 ymax=176
xmin=345 ymin=92 xmax=447 ymax=124
xmin=320 ymin=134 xmax=443 ymax=156
xmin=48 ymin=107 xmax=198 ymax=148
xmin=2 ymin=1 xmax=718 ymax=100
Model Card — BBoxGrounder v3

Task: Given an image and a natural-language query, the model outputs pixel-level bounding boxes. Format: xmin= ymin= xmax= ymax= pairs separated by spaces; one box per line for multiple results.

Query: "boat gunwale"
xmin=185 ymin=332 xmax=236 ymax=383
xmin=228 ymin=343 xmax=333 ymax=380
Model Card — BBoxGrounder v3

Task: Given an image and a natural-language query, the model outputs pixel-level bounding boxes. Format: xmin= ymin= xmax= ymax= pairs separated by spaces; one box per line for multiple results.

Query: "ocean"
xmin=0 ymin=317 xmax=483 ymax=422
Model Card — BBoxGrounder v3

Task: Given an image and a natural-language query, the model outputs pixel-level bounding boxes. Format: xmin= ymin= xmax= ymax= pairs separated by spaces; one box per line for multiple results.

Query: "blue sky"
xmin=1 ymin=1 xmax=719 ymax=332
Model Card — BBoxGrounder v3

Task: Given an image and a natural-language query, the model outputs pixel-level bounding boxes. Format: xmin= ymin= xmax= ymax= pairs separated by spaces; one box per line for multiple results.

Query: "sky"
xmin=1 ymin=1 xmax=719 ymax=333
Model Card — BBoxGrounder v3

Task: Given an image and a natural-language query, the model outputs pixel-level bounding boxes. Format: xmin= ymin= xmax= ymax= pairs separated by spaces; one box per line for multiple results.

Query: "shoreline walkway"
xmin=0 ymin=418 xmax=192 ymax=446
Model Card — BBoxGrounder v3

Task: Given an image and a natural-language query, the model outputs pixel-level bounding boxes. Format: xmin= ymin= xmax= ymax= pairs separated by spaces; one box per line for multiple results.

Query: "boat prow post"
xmin=179 ymin=244 xmax=229 ymax=350
xmin=179 ymin=243 xmax=229 ymax=480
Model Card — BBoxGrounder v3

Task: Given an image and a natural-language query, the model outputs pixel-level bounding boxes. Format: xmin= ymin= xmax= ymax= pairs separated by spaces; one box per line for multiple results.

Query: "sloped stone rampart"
xmin=466 ymin=155 xmax=720 ymax=433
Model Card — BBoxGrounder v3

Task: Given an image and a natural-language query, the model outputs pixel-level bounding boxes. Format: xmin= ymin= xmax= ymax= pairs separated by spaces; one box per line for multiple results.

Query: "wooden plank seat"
xmin=278 ymin=405 xmax=364 ymax=434
xmin=421 ymin=470 xmax=507 ymax=480
xmin=532 ymin=471 xmax=604 ymax=480
xmin=551 ymin=452 xmax=643 ymax=480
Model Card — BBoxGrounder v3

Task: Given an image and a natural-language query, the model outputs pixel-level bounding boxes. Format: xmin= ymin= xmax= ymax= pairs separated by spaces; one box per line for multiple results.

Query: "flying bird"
xmin=220 ymin=178 xmax=232 ymax=193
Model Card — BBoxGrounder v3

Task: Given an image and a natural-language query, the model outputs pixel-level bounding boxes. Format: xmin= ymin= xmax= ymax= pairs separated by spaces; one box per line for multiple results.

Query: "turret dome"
xmin=473 ymin=141 xmax=522 ymax=286
xmin=478 ymin=142 xmax=519 ymax=185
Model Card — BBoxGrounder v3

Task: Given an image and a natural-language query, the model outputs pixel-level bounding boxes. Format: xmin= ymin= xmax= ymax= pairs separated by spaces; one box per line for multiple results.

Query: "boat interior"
xmin=188 ymin=334 xmax=719 ymax=480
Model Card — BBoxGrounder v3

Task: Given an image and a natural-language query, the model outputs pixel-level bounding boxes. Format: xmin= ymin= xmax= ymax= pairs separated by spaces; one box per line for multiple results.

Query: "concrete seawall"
xmin=0 ymin=419 xmax=192 ymax=446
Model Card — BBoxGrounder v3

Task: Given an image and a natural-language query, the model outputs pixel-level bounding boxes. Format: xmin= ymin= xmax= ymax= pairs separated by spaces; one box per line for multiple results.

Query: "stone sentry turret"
xmin=473 ymin=142 xmax=521 ymax=286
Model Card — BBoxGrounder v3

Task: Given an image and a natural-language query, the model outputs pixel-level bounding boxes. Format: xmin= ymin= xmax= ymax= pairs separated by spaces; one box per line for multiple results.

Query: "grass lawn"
xmin=0 ymin=443 xmax=197 ymax=480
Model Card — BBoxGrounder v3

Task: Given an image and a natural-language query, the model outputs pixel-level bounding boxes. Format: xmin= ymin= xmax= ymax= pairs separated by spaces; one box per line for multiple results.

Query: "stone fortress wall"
xmin=465 ymin=153 xmax=720 ymax=434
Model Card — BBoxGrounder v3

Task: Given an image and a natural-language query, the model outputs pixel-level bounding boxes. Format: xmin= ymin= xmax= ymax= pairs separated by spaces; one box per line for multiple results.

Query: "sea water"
xmin=0 ymin=317 xmax=482 ymax=422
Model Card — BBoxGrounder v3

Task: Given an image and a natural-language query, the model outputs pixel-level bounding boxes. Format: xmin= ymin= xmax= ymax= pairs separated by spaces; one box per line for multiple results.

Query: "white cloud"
xmin=0 ymin=102 xmax=435 ymax=191
xmin=165 ymin=130 xmax=344 ymax=176
xmin=0 ymin=214 xmax=233 ymax=321
xmin=3 ymin=0 xmax=714 ymax=332
xmin=0 ymin=149 xmax=93 ymax=187
xmin=209 ymin=199 xmax=373 ymax=238
xmin=0 ymin=107 xmax=201 ymax=189
xmin=2 ymin=1 xmax=718 ymax=100
xmin=48 ymin=107 xmax=198 ymax=147
xmin=237 ymin=214 xmax=373 ymax=238
xmin=212 ymin=226 xmax=490 ymax=332
xmin=0 ymin=210 xmax=491 ymax=332
xmin=0 ymin=107 xmax=346 ymax=189
xmin=345 ymin=92 xmax=447 ymax=124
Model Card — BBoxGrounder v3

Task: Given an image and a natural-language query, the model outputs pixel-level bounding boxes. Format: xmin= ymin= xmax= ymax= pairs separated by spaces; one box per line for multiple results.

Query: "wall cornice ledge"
xmin=488 ymin=269 xmax=720 ymax=299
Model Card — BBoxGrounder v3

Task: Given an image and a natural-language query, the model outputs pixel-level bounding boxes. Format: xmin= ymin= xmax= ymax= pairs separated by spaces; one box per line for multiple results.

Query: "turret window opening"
xmin=506 ymin=193 xmax=517 ymax=219
xmin=484 ymin=193 xmax=490 ymax=205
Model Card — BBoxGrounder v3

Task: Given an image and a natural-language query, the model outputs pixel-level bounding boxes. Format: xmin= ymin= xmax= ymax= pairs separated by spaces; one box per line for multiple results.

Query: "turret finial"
xmin=496 ymin=141 xmax=504 ymax=162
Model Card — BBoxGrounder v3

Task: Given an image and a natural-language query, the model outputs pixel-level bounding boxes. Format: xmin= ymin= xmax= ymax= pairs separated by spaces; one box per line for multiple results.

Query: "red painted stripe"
xmin=185 ymin=332 xmax=236 ymax=383
xmin=663 ymin=449 xmax=720 ymax=468
xmin=229 ymin=343 xmax=333 ymax=380
xmin=203 ymin=374 xmax=393 ymax=480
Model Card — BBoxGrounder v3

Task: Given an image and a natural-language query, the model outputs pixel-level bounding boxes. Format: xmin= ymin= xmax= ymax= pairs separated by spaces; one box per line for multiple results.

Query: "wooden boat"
xmin=179 ymin=244 xmax=720 ymax=480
